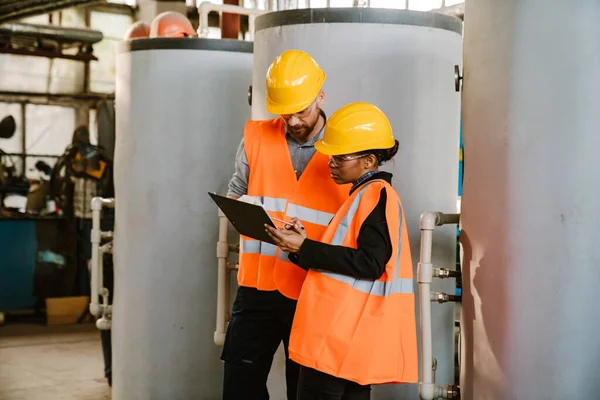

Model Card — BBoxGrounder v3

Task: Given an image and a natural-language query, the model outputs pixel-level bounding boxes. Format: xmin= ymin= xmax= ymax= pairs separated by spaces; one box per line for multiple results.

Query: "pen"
xmin=271 ymin=217 xmax=305 ymax=230
xmin=271 ymin=217 xmax=292 ymax=225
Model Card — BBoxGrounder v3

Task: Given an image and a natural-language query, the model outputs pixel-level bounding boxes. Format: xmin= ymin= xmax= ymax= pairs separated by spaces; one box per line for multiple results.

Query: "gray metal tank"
xmin=460 ymin=1 xmax=600 ymax=399
xmin=252 ymin=8 xmax=463 ymax=398
xmin=114 ymin=38 xmax=252 ymax=400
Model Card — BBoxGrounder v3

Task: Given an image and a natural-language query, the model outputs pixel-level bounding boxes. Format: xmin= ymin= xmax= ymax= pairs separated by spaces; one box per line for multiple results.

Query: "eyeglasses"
xmin=281 ymin=101 xmax=316 ymax=120
xmin=329 ymin=153 xmax=369 ymax=167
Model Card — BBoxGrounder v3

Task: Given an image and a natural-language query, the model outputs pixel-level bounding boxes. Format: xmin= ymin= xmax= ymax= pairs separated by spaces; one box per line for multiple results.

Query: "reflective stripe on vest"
xmin=241 ymin=195 xmax=287 ymax=213
xmin=318 ymin=184 xmax=414 ymax=296
xmin=239 ymin=118 xmax=350 ymax=298
xmin=241 ymin=238 xmax=278 ymax=257
xmin=286 ymin=203 xmax=334 ymax=227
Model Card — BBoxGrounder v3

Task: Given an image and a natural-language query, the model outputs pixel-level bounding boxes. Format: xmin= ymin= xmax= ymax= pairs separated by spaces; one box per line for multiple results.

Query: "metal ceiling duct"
xmin=0 ymin=22 xmax=103 ymax=47
xmin=0 ymin=21 xmax=103 ymax=61
xmin=0 ymin=0 xmax=103 ymax=25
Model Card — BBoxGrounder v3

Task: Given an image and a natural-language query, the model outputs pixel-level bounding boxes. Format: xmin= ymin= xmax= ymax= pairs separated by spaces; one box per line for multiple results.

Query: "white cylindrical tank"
xmin=114 ymin=38 xmax=252 ymax=399
xmin=252 ymin=8 xmax=463 ymax=398
xmin=461 ymin=1 xmax=600 ymax=399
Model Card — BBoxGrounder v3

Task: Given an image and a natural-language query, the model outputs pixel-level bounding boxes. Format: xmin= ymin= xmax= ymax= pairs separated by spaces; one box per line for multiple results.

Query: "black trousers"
xmin=297 ymin=367 xmax=371 ymax=400
xmin=221 ymin=286 xmax=300 ymax=400
xmin=100 ymin=329 xmax=112 ymax=385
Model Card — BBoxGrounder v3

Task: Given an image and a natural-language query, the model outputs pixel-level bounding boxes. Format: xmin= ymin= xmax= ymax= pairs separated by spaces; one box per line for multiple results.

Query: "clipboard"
xmin=208 ymin=192 xmax=277 ymax=245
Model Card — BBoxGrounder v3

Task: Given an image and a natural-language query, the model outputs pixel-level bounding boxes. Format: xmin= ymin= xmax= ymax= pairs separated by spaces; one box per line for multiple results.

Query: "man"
xmin=222 ymin=50 xmax=349 ymax=399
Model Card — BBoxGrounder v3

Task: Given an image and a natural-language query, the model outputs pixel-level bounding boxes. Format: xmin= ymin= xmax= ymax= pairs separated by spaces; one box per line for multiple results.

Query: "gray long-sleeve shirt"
xmin=227 ymin=111 xmax=327 ymax=198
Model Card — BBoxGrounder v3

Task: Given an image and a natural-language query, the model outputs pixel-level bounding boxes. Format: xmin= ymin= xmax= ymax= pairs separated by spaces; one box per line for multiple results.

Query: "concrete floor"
xmin=0 ymin=322 xmax=111 ymax=400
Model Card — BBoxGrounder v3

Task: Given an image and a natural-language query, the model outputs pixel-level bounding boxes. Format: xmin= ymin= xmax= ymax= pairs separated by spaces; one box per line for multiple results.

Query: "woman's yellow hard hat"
xmin=265 ymin=49 xmax=326 ymax=115
xmin=316 ymin=102 xmax=395 ymax=156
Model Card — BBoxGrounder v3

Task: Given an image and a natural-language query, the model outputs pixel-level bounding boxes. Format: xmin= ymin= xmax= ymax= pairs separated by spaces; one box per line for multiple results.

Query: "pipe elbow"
xmin=90 ymin=303 xmax=101 ymax=317
xmin=419 ymin=382 xmax=441 ymax=400
xmin=198 ymin=1 xmax=212 ymax=14
xmin=91 ymin=197 xmax=104 ymax=211
xmin=420 ymin=212 xmax=439 ymax=230
xmin=96 ymin=317 xmax=112 ymax=331
xmin=214 ymin=331 xmax=226 ymax=346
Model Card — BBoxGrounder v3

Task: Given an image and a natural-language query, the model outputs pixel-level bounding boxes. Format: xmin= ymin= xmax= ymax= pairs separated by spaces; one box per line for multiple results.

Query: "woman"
xmin=265 ymin=102 xmax=418 ymax=399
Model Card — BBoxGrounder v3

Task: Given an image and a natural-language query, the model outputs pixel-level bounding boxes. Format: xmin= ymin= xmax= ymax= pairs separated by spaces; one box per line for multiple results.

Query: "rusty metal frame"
xmin=0 ymin=44 xmax=97 ymax=61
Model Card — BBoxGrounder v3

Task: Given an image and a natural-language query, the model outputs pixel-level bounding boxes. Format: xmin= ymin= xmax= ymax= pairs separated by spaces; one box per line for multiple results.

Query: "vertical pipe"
xmin=418 ymin=212 xmax=443 ymax=400
xmin=20 ymin=103 xmax=25 ymax=178
xmin=83 ymin=7 xmax=90 ymax=93
xmin=214 ymin=209 xmax=229 ymax=345
xmin=221 ymin=0 xmax=240 ymax=39
xmin=249 ymin=15 xmax=255 ymax=40
xmin=90 ymin=198 xmax=102 ymax=317
xmin=420 ymin=229 xmax=434 ymax=384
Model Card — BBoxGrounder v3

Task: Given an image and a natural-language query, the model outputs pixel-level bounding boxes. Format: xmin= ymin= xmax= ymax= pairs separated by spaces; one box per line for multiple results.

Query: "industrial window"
xmin=309 ymin=0 xmax=328 ymax=7
xmin=408 ymin=0 xmax=442 ymax=11
xmin=24 ymin=105 xmax=75 ymax=179
xmin=328 ymin=0 xmax=353 ymax=6
xmin=371 ymin=0 xmax=407 ymax=8
xmin=0 ymin=103 xmax=23 ymax=175
xmin=444 ymin=0 xmax=464 ymax=5
xmin=90 ymin=11 xmax=134 ymax=93
xmin=107 ymin=0 xmax=137 ymax=5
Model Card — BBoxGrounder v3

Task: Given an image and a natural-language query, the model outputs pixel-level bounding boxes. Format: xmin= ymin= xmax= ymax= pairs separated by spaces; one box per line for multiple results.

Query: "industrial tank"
xmin=460 ymin=1 xmax=600 ymax=399
xmin=252 ymin=8 xmax=463 ymax=398
xmin=114 ymin=38 xmax=252 ymax=399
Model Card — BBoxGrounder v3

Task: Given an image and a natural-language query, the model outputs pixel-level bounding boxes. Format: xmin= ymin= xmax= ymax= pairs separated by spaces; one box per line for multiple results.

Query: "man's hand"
xmin=265 ymin=224 xmax=307 ymax=254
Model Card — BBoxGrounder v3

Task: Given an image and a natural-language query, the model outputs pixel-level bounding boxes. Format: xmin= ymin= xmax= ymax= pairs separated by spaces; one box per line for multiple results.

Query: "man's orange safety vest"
xmin=289 ymin=179 xmax=418 ymax=385
xmin=238 ymin=118 xmax=349 ymax=300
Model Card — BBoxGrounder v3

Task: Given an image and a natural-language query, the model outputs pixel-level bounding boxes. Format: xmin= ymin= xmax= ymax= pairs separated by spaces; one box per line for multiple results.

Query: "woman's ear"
xmin=364 ymin=154 xmax=378 ymax=169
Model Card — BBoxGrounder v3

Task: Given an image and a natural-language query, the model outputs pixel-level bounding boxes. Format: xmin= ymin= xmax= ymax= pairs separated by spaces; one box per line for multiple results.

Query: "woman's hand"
xmin=265 ymin=224 xmax=307 ymax=254
xmin=284 ymin=217 xmax=305 ymax=234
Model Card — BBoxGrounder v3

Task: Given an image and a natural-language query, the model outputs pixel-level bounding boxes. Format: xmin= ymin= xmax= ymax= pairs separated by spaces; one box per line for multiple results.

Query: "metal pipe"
xmin=20 ymin=103 xmax=25 ymax=179
xmin=0 ymin=22 xmax=103 ymax=45
xmin=434 ymin=267 xmax=460 ymax=279
xmin=197 ymin=1 xmax=266 ymax=40
xmin=0 ymin=0 xmax=102 ymax=24
xmin=418 ymin=211 xmax=460 ymax=400
xmin=430 ymin=292 xmax=462 ymax=303
xmin=214 ymin=209 xmax=230 ymax=346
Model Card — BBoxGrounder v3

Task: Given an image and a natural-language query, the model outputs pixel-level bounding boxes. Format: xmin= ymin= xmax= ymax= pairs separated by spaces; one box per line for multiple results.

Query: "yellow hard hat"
xmin=315 ymin=102 xmax=396 ymax=156
xmin=265 ymin=50 xmax=326 ymax=115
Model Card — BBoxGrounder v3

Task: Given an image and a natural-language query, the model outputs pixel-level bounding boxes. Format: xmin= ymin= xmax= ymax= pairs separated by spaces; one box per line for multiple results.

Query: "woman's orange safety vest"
xmin=289 ymin=179 xmax=418 ymax=385
xmin=239 ymin=118 xmax=349 ymax=300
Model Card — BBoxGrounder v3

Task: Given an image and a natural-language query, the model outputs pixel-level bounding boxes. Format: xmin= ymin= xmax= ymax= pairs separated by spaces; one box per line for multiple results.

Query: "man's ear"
xmin=316 ymin=91 xmax=325 ymax=107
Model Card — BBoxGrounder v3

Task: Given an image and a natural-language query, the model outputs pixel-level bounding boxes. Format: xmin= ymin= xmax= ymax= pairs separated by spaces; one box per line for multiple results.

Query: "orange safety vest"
xmin=289 ymin=179 xmax=418 ymax=385
xmin=238 ymin=118 xmax=349 ymax=300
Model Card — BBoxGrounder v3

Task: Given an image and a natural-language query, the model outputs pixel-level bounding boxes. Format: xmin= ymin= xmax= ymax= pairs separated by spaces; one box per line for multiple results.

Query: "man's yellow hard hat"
xmin=265 ymin=49 xmax=326 ymax=115
xmin=315 ymin=102 xmax=396 ymax=156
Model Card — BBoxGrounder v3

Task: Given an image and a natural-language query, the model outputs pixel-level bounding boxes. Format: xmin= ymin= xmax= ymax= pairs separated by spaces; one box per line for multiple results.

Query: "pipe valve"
xmin=434 ymin=268 xmax=460 ymax=279
xmin=431 ymin=292 xmax=462 ymax=303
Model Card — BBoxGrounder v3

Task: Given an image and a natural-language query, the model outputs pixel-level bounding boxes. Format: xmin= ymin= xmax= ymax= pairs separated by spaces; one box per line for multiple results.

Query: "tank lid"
xmin=118 ymin=37 xmax=253 ymax=54
xmin=256 ymin=8 xmax=462 ymax=35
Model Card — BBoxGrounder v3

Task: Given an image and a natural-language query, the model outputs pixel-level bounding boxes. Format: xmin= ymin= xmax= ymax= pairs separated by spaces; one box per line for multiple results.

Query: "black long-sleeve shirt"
xmin=288 ymin=171 xmax=394 ymax=280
